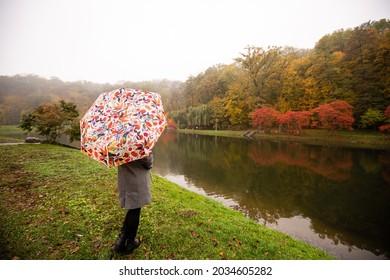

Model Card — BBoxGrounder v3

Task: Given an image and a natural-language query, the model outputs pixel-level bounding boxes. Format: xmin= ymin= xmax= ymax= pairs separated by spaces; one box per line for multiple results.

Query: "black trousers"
xmin=121 ymin=208 xmax=141 ymax=240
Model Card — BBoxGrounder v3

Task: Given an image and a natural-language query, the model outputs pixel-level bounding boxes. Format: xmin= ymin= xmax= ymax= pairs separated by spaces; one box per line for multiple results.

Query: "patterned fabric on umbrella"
xmin=80 ymin=88 xmax=167 ymax=168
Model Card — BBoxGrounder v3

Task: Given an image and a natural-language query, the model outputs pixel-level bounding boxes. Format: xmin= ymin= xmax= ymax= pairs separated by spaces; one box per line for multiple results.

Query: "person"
xmin=114 ymin=152 xmax=154 ymax=255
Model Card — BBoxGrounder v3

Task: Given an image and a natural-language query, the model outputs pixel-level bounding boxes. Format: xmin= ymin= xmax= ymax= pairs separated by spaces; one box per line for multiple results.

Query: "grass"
xmin=0 ymin=144 xmax=333 ymax=260
xmin=0 ymin=125 xmax=25 ymax=143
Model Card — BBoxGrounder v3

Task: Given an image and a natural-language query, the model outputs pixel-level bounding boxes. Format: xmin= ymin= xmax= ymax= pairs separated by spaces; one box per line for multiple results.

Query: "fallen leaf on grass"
xmin=191 ymin=230 xmax=200 ymax=238
xmin=94 ymin=241 xmax=101 ymax=249
xmin=180 ymin=210 xmax=197 ymax=217
xmin=210 ymin=237 xmax=218 ymax=246
xmin=166 ymin=253 xmax=175 ymax=259
xmin=51 ymin=250 xmax=59 ymax=257
xmin=59 ymin=209 xmax=69 ymax=215
xmin=71 ymin=246 xmax=80 ymax=254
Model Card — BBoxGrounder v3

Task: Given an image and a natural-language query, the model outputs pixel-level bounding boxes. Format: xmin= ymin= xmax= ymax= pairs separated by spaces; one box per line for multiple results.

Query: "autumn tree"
xmin=250 ymin=107 xmax=281 ymax=133
xmin=277 ymin=111 xmax=311 ymax=134
xmin=20 ymin=100 xmax=80 ymax=142
xmin=311 ymin=100 xmax=355 ymax=131
xmin=167 ymin=119 xmax=179 ymax=129
xmin=344 ymin=21 xmax=389 ymax=118
xmin=209 ymin=96 xmax=229 ymax=130
xmin=276 ymin=48 xmax=310 ymax=112
xmin=235 ymin=46 xmax=282 ymax=106
xmin=225 ymin=73 xmax=259 ymax=127
xmin=379 ymin=105 xmax=390 ymax=134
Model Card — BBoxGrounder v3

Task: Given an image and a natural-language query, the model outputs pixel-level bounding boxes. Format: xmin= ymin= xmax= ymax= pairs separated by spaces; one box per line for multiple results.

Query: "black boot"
xmin=114 ymin=231 xmax=141 ymax=255
xmin=115 ymin=208 xmax=142 ymax=255
xmin=125 ymin=238 xmax=140 ymax=254
xmin=114 ymin=231 xmax=127 ymax=254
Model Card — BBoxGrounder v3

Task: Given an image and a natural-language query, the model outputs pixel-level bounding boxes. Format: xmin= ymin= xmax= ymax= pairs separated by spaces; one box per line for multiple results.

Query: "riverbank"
xmin=178 ymin=128 xmax=390 ymax=149
xmin=0 ymin=144 xmax=333 ymax=260
xmin=2 ymin=125 xmax=387 ymax=150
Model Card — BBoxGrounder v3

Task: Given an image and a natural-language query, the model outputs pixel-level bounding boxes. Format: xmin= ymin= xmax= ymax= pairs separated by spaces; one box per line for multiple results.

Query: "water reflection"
xmin=153 ymin=131 xmax=390 ymax=260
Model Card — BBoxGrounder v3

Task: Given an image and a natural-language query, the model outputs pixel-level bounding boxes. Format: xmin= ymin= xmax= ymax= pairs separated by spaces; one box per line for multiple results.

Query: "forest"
xmin=0 ymin=19 xmax=389 ymax=132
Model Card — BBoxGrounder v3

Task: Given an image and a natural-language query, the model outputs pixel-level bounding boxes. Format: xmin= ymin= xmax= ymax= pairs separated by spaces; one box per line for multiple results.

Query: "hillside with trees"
xmin=171 ymin=19 xmax=390 ymax=131
xmin=0 ymin=19 xmax=389 ymax=132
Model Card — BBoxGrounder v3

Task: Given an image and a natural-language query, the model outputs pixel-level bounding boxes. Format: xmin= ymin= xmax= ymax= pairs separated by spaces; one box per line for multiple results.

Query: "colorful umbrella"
xmin=80 ymin=88 xmax=167 ymax=168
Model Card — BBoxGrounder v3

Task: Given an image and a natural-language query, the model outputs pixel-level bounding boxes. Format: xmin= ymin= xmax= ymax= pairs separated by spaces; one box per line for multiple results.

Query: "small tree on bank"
xmin=20 ymin=100 xmax=80 ymax=143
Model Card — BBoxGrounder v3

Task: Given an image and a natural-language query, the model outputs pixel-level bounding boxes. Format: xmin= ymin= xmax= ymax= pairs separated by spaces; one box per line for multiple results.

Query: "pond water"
xmin=152 ymin=131 xmax=390 ymax=260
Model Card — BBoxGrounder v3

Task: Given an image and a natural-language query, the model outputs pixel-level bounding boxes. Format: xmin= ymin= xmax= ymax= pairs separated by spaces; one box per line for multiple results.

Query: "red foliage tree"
xmin=251 ymin=107 xmax=281 ymax=133
xmin=277 ymin=111 xmax=310 ymax=135
xmin=311 ymin=100 xmax=355 ymax=131
xmin=167 ymin=119 xmax=179 ymax=129
xmin=384 ymin=105 xmax=390 ymax=119
xmin=379 ymin=105 xmax=390 ymax=134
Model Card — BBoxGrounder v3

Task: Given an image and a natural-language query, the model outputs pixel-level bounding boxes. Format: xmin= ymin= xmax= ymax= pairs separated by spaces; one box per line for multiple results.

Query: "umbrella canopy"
xmin=80 ymin=88 xmax=167 ymax=168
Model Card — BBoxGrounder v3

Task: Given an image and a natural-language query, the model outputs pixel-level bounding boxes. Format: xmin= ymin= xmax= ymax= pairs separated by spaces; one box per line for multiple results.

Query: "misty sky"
xmin=0 ymin=0 xmax=389 ymax=83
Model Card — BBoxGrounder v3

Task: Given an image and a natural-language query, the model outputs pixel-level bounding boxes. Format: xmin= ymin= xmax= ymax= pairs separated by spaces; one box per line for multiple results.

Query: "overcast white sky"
xmin=0 ymin=0 xmax=389 ymax=83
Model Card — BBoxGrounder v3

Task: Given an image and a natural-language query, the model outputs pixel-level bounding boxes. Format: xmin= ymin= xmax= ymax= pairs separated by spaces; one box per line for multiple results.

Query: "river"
xmin=151 ymin=131 xmax=390 ymax=260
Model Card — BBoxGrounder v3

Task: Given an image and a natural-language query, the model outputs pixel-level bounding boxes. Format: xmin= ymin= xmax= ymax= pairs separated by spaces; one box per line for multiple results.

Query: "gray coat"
xmin=117 ymin=154 xmax=153 ymax=209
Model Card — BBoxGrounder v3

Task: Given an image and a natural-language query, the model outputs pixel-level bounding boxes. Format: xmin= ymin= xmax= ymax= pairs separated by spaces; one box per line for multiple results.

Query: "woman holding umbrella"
xmin=114 ymin=152 xmax=154 ymax=254
xmin=80 ymin=88 xmax=167 ymax=255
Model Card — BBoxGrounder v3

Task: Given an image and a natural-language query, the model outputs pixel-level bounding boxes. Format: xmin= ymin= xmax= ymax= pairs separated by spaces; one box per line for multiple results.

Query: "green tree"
xmin=169 ymin=109 xmax=187 ymax=129
xmin=19 ymin=112 xmax=36 ymax=135
xmin=187 ymin=105 xmax=212 ymax=128
xmin=360 ymin=108 xmax=386 ymax=130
